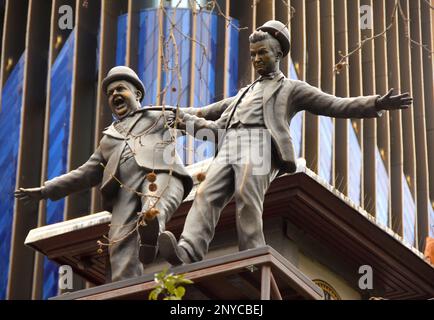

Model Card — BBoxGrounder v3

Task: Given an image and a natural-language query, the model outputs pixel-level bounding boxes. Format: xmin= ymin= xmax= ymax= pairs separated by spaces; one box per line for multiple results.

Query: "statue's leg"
xmin=108 ymin=158 xmax=145 ymax=282
xmin=232 ymin=128 xmax=279 ymax=251
xmin=138 ymin=173 xmax=184 ymax=264
xmin=233 ymin=163 xmax=279 ymax=250
xmin=178 ymin=159 xmax=236 ymax=262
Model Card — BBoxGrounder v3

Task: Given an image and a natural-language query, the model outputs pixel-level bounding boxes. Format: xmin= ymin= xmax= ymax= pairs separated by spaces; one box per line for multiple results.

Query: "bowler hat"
xmin=257 ymin=20 xmax=290 ymax=57
xmin=102 ymin=66 xmax=145 ymax=102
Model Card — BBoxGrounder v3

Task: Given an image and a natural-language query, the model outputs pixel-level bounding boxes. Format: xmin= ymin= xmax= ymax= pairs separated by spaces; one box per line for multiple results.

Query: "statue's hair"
xmin=249 ymin=30 xmax=282 ymax=57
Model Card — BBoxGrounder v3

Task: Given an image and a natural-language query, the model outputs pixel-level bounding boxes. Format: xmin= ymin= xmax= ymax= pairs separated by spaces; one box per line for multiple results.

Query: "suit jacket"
xmin=180 ymin=72 xmax=382 ymax=173
xmin=43 ymin=109 xmax=194 ymax=211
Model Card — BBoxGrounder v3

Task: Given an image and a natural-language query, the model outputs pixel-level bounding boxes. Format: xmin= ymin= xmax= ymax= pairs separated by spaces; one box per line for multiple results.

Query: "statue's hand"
xmin=376 ymin=89 xmax=413 ymax=111
xmin=166 ymin=108 xmax=185 ymax=129
xmin=14 ymin=187 xmax=45 ymax=203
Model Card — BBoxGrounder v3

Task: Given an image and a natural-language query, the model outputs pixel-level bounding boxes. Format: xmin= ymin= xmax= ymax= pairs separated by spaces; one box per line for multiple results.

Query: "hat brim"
xmin=102 ymin=74 xmax=146 ymax=102
xmin=257 ymin=26 xmax=290 ymax=57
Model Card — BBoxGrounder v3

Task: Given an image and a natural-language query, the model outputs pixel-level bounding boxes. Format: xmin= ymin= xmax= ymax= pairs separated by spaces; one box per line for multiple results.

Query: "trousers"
xmin=108 ymin=156 xmax=184 ymax=281
xmin=179 ymin=128 xmax=279 ymax=261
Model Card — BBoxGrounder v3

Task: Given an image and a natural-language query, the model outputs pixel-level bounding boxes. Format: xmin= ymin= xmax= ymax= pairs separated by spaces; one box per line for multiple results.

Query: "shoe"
xmin=158 ymin=231 xmax=190 ymax=266
xmin=138 ymin=217 xmax=159 ymax=264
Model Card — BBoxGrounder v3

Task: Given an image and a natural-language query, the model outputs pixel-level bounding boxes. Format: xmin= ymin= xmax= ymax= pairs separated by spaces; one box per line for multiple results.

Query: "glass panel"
xmin=402 ymin=173 xmax=416 ymax=246
xmin=348 ymin=124 xmax=361 ymax=206
xmin=319 ymin=117 xmax=333 ymax=184
xmin=375 ymin=148 xmax=389 ymax=227
xmin=288 ymin=58 xmax=303 ymax=158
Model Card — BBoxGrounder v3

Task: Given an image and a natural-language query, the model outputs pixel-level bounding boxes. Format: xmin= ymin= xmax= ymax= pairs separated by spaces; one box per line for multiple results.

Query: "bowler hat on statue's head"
xmin=102 ymin=66 xmax=145 ymax=102
xmin=257 ymin=20 xmax=291 ymax=57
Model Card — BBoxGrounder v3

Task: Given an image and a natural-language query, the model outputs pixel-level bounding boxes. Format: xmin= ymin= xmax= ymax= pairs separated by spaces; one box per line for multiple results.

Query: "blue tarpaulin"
xmin=0 ymin=52 xmax=25 ymax=299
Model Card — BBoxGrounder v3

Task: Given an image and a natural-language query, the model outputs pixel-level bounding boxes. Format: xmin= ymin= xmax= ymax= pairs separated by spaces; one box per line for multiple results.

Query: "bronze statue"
xmin=157 ymin=20 xmax=413 ymax=266
xmin=15 ymin=66 xmax=199 ymax=282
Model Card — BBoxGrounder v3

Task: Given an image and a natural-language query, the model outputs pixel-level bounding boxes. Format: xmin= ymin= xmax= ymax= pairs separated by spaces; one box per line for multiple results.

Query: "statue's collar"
xmin=258 ymin=71 xmax=283 ymax=81
xmin=103 ymin=110 xmax=146 ymax=139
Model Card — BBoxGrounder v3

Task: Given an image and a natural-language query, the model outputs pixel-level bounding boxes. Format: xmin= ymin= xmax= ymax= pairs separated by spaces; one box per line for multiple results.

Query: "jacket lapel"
xmin=102 ymin=124 xmax=125 ymax=140
xmin=125 ymin=111 xmax=145 ymax=134
xmin=263 ymin=72 xmax=285 ymax=106
xmin=102 ymin=111 xmax=145 ymax=139
xmin=224 ymin=85 xmax=254 ymax=129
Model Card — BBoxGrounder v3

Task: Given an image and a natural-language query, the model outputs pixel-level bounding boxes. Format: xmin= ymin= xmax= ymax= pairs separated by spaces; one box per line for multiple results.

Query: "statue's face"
xmin=250 ymin=39 xmax=279 ymax=76
xmin=106 ymin=80 xmax=141 ymax=119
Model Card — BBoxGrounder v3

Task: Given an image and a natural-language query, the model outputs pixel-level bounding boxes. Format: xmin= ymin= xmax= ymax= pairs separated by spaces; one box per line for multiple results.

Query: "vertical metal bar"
xmin=222 ymin=0 xmax=230 ymax=98
xmin=399 ymin=0 xmax=418 ymax=247
xmin=347 ymin=0 xmax=365 ymax=205
xmin=290 ymin=0 xmax=306 ymax=158
xmin=260 ymin=265 xmax=271 ymax=300
xmin=398 ymin=0 xmax=416 ymax=212
xmin=8 ymin=0 xmax=50 ymax=300
xmin=65 ymin=0 xmax=100 ymax=221
xmin=33 ymin=0 xmax=65 ymax=300
xmin=270 ymin=271 xmax=282 ymax=300
xmin=386 ymin=0 xmax=404 ymax=236
xmin=91 ymin=0 xmax=127 ymax=213
xmin=126 ymin=0 xmax=139 ymax=70
xmin=334 ymin=0 xmax=349 ymax=196
xmin=186 ymin=5 xmax=198 ymax=165
xmin=230 ymin=0 xmax=254 ymax=88
xmin=360 ymin=0 xmax=377 ymax=217
xmin=275 ymin=0 xmax=290 ymax=76
xmin=156 ymin=4 xmax=164 ymax=105
xmin=409 ymin=0 xmax=429 ymax=250
xmin=256 ymin=0 xmax=275 ymax=27
xmin=320 ymin=0 xmax=336 ymax=186
xmin=290 ymin=0 xmax=306 ymax=81
xmin=304 ymin=0 xmax=321 ymax=174
xmin=373 ymin=0 xmax=392 ymax=226
xmin=421 ymin=0 xmax=434 ymax=210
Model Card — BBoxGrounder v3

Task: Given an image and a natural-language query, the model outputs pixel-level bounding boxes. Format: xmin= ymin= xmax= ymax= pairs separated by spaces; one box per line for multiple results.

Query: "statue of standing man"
xmin=158 ymin=20 xmax=413 ymax=265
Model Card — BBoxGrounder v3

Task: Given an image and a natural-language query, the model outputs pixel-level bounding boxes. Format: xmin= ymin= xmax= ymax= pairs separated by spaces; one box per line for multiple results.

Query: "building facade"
xmin=0 ymin=0 xmax=433 ymax=299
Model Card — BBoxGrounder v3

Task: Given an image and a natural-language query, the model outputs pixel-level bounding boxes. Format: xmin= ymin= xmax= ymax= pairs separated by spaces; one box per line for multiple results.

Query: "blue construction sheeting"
xmin=375 ymin=148 xmax=389 ymax=227
xmin=162 ymin=8 xmax=192 ymax=164
xmin=193 ymin=11 xmax=218 ymax=162
xmin=161 ymin=8 xmax=191 ymax=107
xmin=137 ymin=9 xmax=160 ymax=107
xmin=226 ymin=18 xmax=239 ymax=98
xmin=116 ymin=14 xmax=127 ymax=66
xmin=402 ymin=173 xmax=416 ymax=246
xmin=0 ymin=52 xmax=25 ymax=299
xmin=319 ymin=117 xmax=333 ymax=184
xmin=43 ymin=30 xmax=75 ymax=300
xmin=348 ymin=124 xmax=361 ymax=206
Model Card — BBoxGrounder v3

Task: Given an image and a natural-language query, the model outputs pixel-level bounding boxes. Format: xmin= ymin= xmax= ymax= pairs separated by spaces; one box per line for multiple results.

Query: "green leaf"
xmin=150 ymin=269 xmax=193 ymax=300
xmin=175 ymin=286 xmax=186 ymax=298
xmin=149 ymin=287 xmax=163 ymax=300
xmin=179 ymin=278 xmax=194 ymax=285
